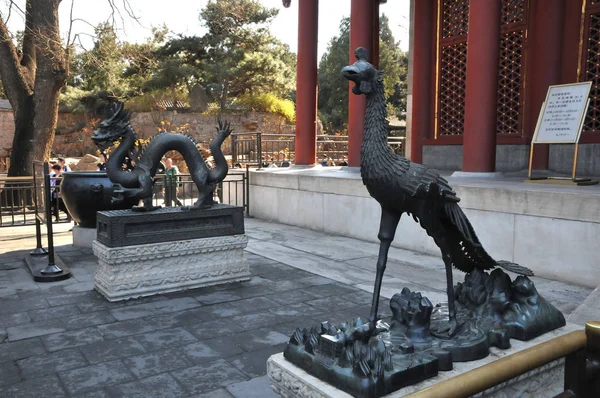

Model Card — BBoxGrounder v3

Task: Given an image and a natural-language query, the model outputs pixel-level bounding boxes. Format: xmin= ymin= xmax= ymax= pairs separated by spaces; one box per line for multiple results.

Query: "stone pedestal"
xmin=93 ymin=234 xmax=249 ymax=301
xmin=72 ymin=226 xmax=97 ymax=248
xmin=92 ymin=204 xmax=249 ymax=301
xmin=267 ymin=323 xmax=580 ymax=398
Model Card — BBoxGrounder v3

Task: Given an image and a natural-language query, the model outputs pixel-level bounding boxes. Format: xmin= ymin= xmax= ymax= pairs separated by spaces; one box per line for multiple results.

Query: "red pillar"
xmin=348 ymin=0 xmax=375 ymax=167
xmin=410 ymin=0 xmax=435 ymax=164
xmin=462 ymin=0 xmax=501 ymax=172
xmin=294 ymin=0 xmax=319 ymax=165
xmin=528 ymin=0 xmax=565 ymax=170
xmin=560 ymin=0 xmax=583 ymax=84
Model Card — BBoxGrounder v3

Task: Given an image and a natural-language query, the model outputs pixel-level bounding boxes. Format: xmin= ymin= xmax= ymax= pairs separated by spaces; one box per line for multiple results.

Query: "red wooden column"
xmin=527 ymin=0 xmax=565 ymax=170
xmin=410 ymin=0 xmax=435 ymax=164
xmin=462 ymin=0 xmax=502 ymax=172
xmin=294 ymin=0 xmax=319 ymax=165
xmin=348 ymin=0 xmax=375 ymax=167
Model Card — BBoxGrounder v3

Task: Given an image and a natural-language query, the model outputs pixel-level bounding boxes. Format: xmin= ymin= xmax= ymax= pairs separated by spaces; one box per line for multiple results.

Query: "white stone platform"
xmin=249 ymin=167 xmax=600 ymax=287
xmin=72 ymin=225 xmax=97 ymax=248
xmin=267 ymin=323 xmax=580 ymax=398
xmin=92 ymin=234 xmax=250 ymax=301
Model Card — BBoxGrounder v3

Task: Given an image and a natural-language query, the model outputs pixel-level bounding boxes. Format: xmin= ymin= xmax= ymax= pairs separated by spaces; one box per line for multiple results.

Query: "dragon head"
xmin=341 ymin=47 xmax=380 ymax=95
xmin=92 ymin=102 xmax=133 ymax=150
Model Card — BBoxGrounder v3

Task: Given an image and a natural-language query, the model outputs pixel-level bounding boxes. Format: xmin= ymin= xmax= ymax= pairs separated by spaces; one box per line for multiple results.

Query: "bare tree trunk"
xmin=7 ymin=96 xmax=35 ymax=175
xmin=1 ymin=0 xmax=67 ymax=177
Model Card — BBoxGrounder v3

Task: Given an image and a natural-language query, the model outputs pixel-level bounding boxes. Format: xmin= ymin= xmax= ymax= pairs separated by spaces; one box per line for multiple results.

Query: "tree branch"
xmin=21 ymin=0 xmax=36 ymax=72
xmin=65 ymin=0 xmax=75 ymax=59
xmin=0 ymin=10 xmax=32 ymax=106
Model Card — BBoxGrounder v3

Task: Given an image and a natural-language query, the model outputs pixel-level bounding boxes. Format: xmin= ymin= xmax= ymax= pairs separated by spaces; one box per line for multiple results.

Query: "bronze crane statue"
xmin=341 ymin=48 xmax=533 ymax=336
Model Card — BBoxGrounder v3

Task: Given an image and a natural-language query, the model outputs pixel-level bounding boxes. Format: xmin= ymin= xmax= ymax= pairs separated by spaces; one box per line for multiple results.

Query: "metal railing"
xmin=231 ymin=132 xmax=405 ymax=166
xmin=407 ymin=321 xmax=600 ymax=398
xmin=0 ymin=174 xmax=70 ymax=228
xmin=0 ymin=176 xmax=35 ymax=227
xmin=150 ymin=168 xmax=250 ymax=215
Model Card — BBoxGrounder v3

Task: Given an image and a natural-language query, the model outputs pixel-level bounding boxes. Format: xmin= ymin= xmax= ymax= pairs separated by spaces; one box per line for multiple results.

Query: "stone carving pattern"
xmin=95 ymin=247 xmax=245 ymax=273
xmin=474 ymin=359 xmax=563 ymax=397
xmin=92 ymin=235 xmax=248 ymax=263
xmin=94 ymin=253 xmax=248 ymax=290
xmin=268 ymin=355 xmax=564 ymax=398
xmin=93 ymin=236 xmax=250 ymax=300
xmin=268 ymin=359 xmax=329 ymax=398
xmin=95 ymin=264 xmax=249 ymax=293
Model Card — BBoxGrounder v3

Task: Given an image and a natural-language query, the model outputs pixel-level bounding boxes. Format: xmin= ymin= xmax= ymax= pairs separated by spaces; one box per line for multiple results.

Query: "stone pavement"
xmin=0 ymin=218 xmax=597 ymax=397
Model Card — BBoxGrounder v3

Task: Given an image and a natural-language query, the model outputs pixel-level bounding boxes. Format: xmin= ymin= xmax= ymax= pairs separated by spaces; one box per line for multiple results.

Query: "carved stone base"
xmin=268 ymin=324 xmax=579 ymax=397
xmin=92 ymin=235 xmax=249 ymax=301
xmin=72 ymin=226 xmax=97 ymax=249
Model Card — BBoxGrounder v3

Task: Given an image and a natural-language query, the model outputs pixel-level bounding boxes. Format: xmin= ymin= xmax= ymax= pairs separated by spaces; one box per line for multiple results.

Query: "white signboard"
xmin=533 ymin=82 xmax=592 ymax=144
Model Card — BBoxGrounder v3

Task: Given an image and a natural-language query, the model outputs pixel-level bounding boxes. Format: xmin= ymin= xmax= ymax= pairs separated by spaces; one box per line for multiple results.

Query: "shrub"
xmin=236 ymin=93 xmax=295 ymax=123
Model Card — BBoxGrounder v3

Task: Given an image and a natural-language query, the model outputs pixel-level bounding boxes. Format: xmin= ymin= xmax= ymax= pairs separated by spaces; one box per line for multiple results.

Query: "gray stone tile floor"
xmin=0 ymin=218 xmax=597 ymax=397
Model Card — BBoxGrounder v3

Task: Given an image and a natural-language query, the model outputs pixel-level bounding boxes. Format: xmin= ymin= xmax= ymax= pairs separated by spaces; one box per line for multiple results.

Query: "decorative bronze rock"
xmin=92 ymin=102 xmax=231 ymax=211
xmin=284 ymin=269 xmax=566 ymax=398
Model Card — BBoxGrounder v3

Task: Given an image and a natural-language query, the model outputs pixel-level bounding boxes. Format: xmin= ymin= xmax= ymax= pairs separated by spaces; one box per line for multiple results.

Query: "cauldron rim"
xmin=62 ymin=171 xmax=107 ymax=176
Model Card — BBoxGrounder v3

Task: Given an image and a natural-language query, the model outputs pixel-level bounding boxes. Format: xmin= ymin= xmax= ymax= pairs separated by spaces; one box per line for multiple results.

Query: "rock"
xmin=189 ymin=84 xmax=210 ymax=112
xmin=243 ymin=119 xmax=259 ymax=131
xmin=72 ymin=154 xmax=100 ymax=171
xmin=317 ymin=118 xmax=324 ymax=135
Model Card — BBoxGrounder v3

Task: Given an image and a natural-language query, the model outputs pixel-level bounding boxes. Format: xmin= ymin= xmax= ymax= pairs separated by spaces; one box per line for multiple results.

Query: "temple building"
xmin=409 ymin=0 xmax=600 ymax=176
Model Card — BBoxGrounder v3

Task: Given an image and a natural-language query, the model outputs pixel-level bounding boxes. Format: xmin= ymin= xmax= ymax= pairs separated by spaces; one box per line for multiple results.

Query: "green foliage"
xmin=153 ymin=0 xmax=296 ymax=111
xmin=63 ymin=24 xmax=170 ymax=111
xmin=0 ymin=80 xmax=5 ymax=99
xmin=59 ymin=1 xmax=296 ymax=116
xmin=125 ymin=88 xmax=189 ymax=112
xmin=379 ymin=14 xmax=409 ymax=119
xmin=75 ymin=23 xmax=129 ymax=96
xmin=236 ymin=93 xmax=295 ymax=123
xmin=318 ymin=15 xmax=408 ymax=130
xmin=60 ymin=86 xmax=91 ymax=113
xmin=317 ymin=18 xmax=350 ymax=130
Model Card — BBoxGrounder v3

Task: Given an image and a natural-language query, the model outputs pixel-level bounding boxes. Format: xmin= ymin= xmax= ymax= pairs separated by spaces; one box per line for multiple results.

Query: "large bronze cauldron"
xmin=60 ymin=171 xmax=137 ymax=228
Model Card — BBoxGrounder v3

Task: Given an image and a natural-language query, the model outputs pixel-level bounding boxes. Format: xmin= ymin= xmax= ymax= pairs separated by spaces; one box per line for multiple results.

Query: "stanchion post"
xmin=30 ymin=163 xmax=48 ymax=256
xmin=40 ymin=163 xmax=62 ymax=275
xmin=30 ymin=218 xmax=48 ymax=256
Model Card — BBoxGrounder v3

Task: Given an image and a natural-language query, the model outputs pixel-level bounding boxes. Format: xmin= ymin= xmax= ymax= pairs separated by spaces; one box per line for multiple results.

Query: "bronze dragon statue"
xmin=92 ymin=102 xmax=232 ymax=211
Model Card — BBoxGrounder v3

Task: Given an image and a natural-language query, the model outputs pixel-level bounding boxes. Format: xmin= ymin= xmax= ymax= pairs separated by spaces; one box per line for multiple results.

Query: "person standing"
xmin=49 ymin=164 xmax=70 ymax=221
xmin=58 ymin=158 xmax=71 ymax=172
xmin=97 ymin=153 xmax=106 ymax=171
xmin=164 ymin=158 xmax=183 ymax=207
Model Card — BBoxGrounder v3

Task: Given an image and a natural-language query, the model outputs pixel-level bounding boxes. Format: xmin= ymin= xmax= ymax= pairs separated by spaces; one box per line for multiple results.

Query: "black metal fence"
xmin=231 ymin=132 xmax=406 ymax=166
xmin=0 ymin=176 xmax=35 ymax=227
xmin=0 ymin=174 xmax=70 ymax=228
xmin=150 ymin=168 xmax=250 ymax=215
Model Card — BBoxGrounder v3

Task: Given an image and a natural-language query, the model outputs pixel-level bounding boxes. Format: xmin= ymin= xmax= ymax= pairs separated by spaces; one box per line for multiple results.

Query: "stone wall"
xmin=422 ymin=144 xmax=600 ymax=177
xmin=0 ymin=109 xmax=294 ymax=158
xmin=0 ymin=110 xmax=13 ymax=157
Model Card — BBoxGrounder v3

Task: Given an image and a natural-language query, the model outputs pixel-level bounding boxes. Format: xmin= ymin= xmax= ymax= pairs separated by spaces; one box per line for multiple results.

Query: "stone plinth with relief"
xmin=92 ymin=204 xmax=249 ymax=301
xmin=268 ymin=323 xmax=580 ymax=398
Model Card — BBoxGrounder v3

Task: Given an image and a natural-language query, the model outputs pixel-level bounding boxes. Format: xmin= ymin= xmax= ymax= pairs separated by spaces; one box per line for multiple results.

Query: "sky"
xmin=2 ymin=0 xmax=409 ymax=58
